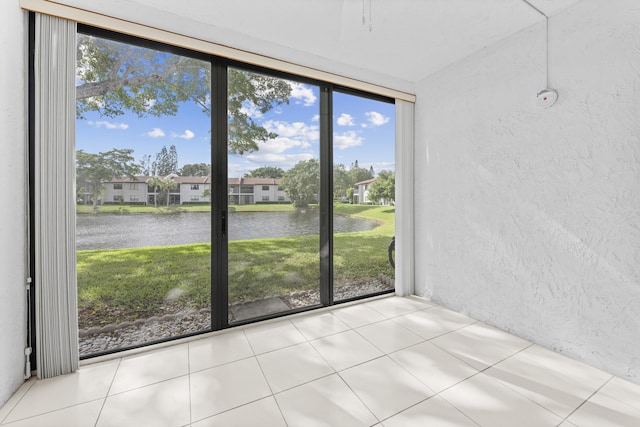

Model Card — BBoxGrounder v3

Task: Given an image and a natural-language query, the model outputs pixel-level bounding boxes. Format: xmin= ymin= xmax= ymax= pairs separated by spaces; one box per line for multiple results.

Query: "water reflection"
xmin=76 ymin=211 xmax=378 ymax=250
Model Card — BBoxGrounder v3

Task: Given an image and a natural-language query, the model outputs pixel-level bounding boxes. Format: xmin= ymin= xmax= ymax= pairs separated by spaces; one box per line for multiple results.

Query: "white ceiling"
xmin=59 ymin=0 xmax=584 ymax=91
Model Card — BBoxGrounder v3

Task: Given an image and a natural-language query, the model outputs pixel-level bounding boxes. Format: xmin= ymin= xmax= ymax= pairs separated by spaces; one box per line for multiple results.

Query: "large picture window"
xmin=33 ymin=22 xmax=396 ymax=360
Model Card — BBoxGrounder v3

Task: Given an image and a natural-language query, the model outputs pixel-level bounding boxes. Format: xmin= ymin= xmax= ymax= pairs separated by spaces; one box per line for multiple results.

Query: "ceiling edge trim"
xmin=21 ymin=0 xmax=416 ymax=103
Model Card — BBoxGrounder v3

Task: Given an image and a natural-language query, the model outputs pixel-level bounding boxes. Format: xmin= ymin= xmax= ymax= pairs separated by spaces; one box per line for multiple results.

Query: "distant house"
xmin=353 ymin=178 xmax=376 ymax=204
xmin=97 ymin=175 xmax=289 ymax=205
xmin=228 ymin=177 xmax=289 ymax=205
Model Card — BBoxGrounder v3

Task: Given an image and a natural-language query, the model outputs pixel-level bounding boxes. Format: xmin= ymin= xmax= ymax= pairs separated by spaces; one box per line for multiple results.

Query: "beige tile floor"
xmin=1 ymin=296 xmax=639 ymax=426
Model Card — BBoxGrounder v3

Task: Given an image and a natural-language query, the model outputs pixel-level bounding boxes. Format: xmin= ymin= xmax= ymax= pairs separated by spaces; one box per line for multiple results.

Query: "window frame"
xmin=31 ymin=21 xmax=396 ymax=361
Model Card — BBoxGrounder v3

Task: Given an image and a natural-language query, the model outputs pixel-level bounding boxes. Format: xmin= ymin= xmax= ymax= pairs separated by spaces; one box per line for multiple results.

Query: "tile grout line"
xmin=186 ymin=342 xmax=192 ymax=426
xmin=94 ymin=357 xmax=122 ymax=427
xmin=0 ymin=378 xmax=36 ymax=425
xmin=558 ymin=374 xmax=614 ymax=425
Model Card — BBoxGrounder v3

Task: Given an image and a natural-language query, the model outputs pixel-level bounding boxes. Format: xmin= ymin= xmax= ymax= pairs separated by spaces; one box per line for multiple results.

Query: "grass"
xmin=76 ymin=204 xmax=394 ymax=328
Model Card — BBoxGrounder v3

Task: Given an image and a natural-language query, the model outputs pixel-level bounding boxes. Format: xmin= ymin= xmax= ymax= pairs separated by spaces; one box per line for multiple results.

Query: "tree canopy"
xmin=76 ymin=34 xmax=292 ymax=155
xmin=179 ymin=163 xmax=211 ymax=177
xmin=280 ymin=158 xmax=319 ymax=208
xmin=244 ymin=166 xmax=285 ymax=179
xmin=367 ymin=170 xmax=395 ymax=204
xmin=153 ymin=145 xmax=178 ymax=176
xmin=76 ymin=148 xmax=141 ymax=212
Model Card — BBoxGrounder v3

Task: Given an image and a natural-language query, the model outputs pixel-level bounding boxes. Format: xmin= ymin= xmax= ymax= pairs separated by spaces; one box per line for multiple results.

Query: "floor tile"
xmin=596 ymin=376 xmax=640 ymax=411
xmin=0 ymin=379 xmax=35 ymax=423
xmin=188 ymin=330 xmax=254 ymax=373
xmin=389 ymin=341 xmax=478 ymax=393
xmin=310 ymin=330 xmax=384 ymax=371
xmin=430 ymin=326 xmax=519 ymax=370
xmin=109 ymin=344 xmax=189 ymax=395
xmin=3 ymin=359 xmax=119 ymax=423
xmin=244 ymin=320 xmax=306 ymax=354
xmin=366 ymin=296 xmax=432 ymax=318
xmin=440 ymin=373 xmax=563 ymax=427
xmin=332 ymin=303 xmax=388 ymax=328
xmin=291 ymin=312 xmax=350 ymax=340
xmin=2 ymin=399 xmax=103 ymax=427
xmin=340 ymin=356 xmax=434 ymax=420
xmin=356 ymin=319 xmax=424 ymax=353
xmin=459 ymin=322 xmax=531 ymax=354
xmin=394 ymin=306 xmax=475 ymax=340
xmin=192 ymin=397 xmax=286 ymax=427
xmin=97 ymin=376 xmax=190 ymax=427
xmin=566 ymin=377 xmax=640 ymax=427
xmin=257 ymin=342 xmax=334 ymax=393
xmin=485 ymin=345 xmax=612 ymax=418
xmin=381 ymin=395 xmax=479 ymax=427
xmin=190 ymin=357 xmax=271 ymax=422
xmin=276 ymin=374 xmax=378 ymax=427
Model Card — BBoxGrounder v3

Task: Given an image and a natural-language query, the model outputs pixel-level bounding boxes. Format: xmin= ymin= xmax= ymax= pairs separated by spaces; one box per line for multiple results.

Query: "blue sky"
xmin=76 ymin=80 xmax=395 ymax=178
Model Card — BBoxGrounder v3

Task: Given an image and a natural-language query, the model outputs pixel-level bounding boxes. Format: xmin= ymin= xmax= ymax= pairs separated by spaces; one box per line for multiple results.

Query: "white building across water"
xmin=86 ymin=175 xmax=290 ymax=205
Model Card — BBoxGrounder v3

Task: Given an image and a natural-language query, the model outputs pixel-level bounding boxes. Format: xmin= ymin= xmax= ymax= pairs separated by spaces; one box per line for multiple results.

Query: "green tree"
xmin=179 ymin=163 xmax=210 ymax=177
xmin=367 ymin=170 xmax=395 ymax=205
xmin=281 ymin=158 xmax=319 ymax=208
xmin=349 ymin=166 xmax=373 ymax=185
xmin=244 ymin=166 xmax=285 ymax=179
xmin=76 ymin=148 xmax=141 ymax=213
xmin=147 ymin=175 xmax=177 ymax=207
xmin=76 ymin=34 xmax=292 ymax=155
xmin=153 ymin=145 xmax=178 ymax=176
xmin=333 ymin=164 xmax=351 ymax=201
xmin=139 ymin=154 xmax=153 ymax=175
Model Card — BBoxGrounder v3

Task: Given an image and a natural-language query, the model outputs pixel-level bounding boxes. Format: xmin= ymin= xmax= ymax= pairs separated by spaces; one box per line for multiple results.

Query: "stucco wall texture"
xmin=414 ymin=0 xmax=640 ymax=383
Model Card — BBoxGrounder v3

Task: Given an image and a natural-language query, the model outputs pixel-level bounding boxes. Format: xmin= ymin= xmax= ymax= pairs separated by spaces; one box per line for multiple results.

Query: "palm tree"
xmin=146 ymin=175 xmax=177 ymax=207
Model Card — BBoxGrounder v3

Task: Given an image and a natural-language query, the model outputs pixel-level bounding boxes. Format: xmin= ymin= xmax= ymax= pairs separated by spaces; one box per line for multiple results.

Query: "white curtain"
xmin=395 ymin=99 xmax=415 ymax=296
xmin=34 ymin=13 xmax=79 ymax=378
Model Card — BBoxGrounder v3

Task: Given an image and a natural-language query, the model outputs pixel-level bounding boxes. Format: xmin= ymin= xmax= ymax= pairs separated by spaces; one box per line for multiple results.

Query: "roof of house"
xmin=354 ymin=178 xmax=376 ymax=186
xmin=105 ymin=176 xmax=279 ymax=185
xmin=228 ymin=178 xmax=281 ymax=185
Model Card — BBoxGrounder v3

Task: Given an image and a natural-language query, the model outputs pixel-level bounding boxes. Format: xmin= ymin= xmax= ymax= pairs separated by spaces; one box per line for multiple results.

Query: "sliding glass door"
xmin=332 ymin=91 xmax=396 ymax=301
xmin=75 ymin=31 xmax=213 ymax=356
xmin=227 ymin=67 xmax=321 ymax=323
xmin=69 ymin=26 xmax=394 ymax=359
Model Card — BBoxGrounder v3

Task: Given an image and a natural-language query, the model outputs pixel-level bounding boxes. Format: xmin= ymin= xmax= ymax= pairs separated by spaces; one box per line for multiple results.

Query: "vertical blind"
xmin=395 ymin=100 xmax=415 ymax=297
xmin=34 ymin=13 xmax=79 ymax=378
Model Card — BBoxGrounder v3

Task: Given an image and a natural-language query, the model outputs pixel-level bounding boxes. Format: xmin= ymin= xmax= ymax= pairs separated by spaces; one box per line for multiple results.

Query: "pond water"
xmin=76 ymin=211 xmax=379 ymax=250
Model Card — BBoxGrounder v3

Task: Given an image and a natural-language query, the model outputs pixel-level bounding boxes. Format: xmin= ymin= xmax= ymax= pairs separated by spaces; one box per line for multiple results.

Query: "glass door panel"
xmin=227 ymin=68 xmax=321 ymax=323
xmin=332 ymin=92 xmax=395 ymax=301
xmin=75 ymin=33 xmax=212 ymax=356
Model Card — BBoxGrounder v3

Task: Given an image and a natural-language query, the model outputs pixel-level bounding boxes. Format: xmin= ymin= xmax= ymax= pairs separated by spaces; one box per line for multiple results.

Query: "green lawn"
xmin=76 ymin=204 xmax=394 ymax=328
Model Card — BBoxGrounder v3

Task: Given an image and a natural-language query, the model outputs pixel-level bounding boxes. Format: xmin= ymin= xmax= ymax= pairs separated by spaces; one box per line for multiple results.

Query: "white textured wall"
xmin=414 ymin=0 xmax=640 ymax=383
xmin=0 ymin=1 xmax=28 ymax=407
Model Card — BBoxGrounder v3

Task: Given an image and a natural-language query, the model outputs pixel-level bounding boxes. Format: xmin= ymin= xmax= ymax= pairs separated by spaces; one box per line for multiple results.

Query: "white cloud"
xmin=240 ymin=101 xmax=264 ymax=119
xmin=88 ymin=120 xmax=128 ymax=130
xmin=365 ymin=111 xmax=390 ymax=126
xmin=263 ymin=120 xmax=319 ymax=141
xmin=311 ymin=114 xmax=320 ymax=122
xmin=245 ymin=152 xmax=315 ymax=168
xmin=147 ymin=128 xmax=165 ymax=138
xmin=260 ymin=137 xmax=311 ymax=154
xmin=334 ymin=131 xmax=364 ymax=150
xmin=337 ymin=113 xmax=355 ymax=127
xmin=178 ymin=130 xmax=195 ymax=140
xmin=290 ymin=83 xmax=317 ymax=107
xmin=144 ymin=99 xmax=157 ymax=110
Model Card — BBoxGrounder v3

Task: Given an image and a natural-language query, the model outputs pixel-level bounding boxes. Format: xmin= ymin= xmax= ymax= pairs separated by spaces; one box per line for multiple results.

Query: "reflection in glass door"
xmin=332 ymin=91 xmax=396 ymax=301
xmin=227 ymin=68 xmax=321 ymax=323
xmin=75 ymin=31 xmax=212 ymax=356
